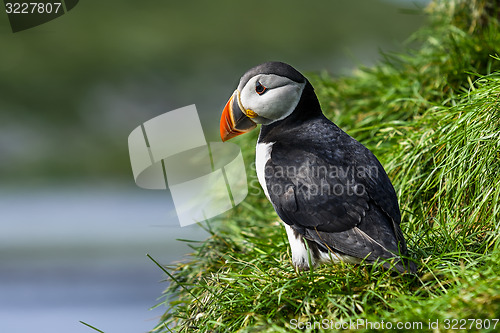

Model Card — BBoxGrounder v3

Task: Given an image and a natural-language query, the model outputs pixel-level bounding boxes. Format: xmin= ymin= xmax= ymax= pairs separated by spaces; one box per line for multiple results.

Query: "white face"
xmin=237 ymin=74 xmax=306 ymax=125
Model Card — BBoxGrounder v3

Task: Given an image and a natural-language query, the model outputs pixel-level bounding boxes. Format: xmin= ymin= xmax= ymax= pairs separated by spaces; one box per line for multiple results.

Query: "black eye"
xmin=255 ymin=81 xmax=267 ymax=95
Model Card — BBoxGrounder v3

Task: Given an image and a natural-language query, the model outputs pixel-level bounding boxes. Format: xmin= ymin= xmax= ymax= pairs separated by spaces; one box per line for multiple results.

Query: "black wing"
xmin=264 ymin=123 xmax=411 ymax=270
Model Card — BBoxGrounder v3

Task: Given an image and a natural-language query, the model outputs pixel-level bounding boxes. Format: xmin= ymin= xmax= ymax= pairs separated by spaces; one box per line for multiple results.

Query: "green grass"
xmin=151 ymin=1 xmax=500 ymax=332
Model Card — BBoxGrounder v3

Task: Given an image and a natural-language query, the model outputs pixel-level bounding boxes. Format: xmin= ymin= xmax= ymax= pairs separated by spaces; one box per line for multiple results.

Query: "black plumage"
xmin=257 ymin=68 xmax=415 ymax=273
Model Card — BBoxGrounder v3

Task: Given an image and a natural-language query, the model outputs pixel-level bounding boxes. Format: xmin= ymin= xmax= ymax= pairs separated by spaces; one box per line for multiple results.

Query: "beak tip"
xmin=220 ymin=94 xmax=236 ymax=142
xmin=220 ymin=117 xmax=230 ymax=142
xmin=220 ymin=130 xmax=235 ymax=142
xmin=219 ymin=90 xmax=257 ymax=142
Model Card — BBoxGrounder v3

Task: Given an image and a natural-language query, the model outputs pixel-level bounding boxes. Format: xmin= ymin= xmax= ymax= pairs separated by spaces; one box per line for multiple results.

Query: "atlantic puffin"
xmin=220 ymin=61 xmax=415 ymax=273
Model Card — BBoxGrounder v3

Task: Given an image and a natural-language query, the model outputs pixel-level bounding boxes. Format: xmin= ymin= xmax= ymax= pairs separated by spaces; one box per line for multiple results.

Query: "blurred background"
xmin=0 ymin=1 xmax=428 ymax=332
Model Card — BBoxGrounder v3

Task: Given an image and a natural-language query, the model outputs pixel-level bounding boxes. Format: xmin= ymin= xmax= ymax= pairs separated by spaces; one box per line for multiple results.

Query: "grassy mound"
xmin=152 ymin=1 xmax=500 ymax=331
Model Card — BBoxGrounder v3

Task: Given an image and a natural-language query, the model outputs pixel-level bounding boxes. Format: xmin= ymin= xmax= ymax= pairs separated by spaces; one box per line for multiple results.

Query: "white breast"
xmin=255 ymin=142 xmax=274 ymax=201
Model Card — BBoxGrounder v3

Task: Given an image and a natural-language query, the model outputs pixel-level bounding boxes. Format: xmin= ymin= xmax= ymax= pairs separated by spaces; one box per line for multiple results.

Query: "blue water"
xmin=0 ymin=185 xmax=209 ymax=333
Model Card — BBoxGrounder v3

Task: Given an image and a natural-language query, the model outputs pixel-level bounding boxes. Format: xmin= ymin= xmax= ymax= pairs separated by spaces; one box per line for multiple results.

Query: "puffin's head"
xmin=220 ymin=62 xmax=307 ymax=142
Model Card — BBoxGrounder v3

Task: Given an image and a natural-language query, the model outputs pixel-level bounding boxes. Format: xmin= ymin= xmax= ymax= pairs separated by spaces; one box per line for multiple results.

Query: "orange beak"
xmin=220 ymin=91 xmax=257 ymax=142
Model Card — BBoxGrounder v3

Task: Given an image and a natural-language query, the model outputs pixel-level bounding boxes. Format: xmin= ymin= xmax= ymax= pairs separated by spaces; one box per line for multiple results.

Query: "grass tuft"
xmin=151 ymin=1 xmax=500 ymax=332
